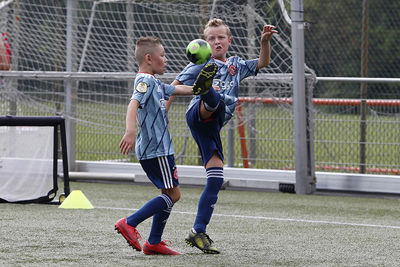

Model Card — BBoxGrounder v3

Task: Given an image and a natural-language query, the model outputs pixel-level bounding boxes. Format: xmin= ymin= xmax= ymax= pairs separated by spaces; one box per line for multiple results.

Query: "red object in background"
xmin=2 ymin=32 xmax=11 ymax=64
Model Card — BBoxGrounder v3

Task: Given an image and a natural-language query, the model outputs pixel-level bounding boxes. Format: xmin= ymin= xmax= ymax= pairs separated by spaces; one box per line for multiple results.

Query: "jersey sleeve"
xmin=175 ymin=63 xmax=204 ymax=85
xmin=238 ymin=58 xmax=259 ymax=80
xmin=162 ymin=83 xmax=175 ymax=100
xmin=131 ymin=76 xmax=152 ymax=108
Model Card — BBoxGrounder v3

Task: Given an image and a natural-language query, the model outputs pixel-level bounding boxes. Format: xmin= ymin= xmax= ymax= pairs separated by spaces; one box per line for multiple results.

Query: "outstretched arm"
xmin=166 ymin=80 xmax=183 ymax=112
xmin=173 ymin=84 xmax=197 ymax=96
xmin=119 ymin=99 xmax=140 ymax=154
xmin=257 ymin=25 xmax=278 ymax=71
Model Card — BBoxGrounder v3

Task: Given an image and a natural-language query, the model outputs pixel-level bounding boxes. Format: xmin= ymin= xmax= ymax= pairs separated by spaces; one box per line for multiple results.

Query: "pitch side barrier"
xmin=60 ymin=161 xmax=400 ymax=195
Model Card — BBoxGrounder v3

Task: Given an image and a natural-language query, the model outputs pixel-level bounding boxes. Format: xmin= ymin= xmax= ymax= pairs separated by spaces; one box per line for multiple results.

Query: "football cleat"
xmin=114 ymin=217 xmax=142 ymax=251
xmin=185 ymin=228 xmax=220 ymax=254
xmin=142 ymin=240 xmax=180 ymax=255
xmin=192 ymin=63 xmax=218 ymax=95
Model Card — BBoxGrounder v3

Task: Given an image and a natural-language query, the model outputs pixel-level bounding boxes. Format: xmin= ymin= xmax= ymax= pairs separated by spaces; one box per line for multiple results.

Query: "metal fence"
xmin=1 ymin=0 xmax=399 ymax=176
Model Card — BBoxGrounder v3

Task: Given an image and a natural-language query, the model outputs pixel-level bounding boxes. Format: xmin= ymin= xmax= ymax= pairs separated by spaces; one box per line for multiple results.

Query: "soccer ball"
xmin=186 ymin=39 xmax=212 ymax=65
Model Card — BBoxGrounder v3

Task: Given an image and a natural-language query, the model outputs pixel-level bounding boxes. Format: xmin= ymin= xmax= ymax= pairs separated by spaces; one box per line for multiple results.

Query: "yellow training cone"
xmin=58 ymin=190 xmax=94 ymax=209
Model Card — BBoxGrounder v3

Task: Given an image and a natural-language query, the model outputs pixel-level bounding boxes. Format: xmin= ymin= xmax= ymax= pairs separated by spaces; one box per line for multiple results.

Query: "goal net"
xmin=0 ymin=0 xmax=315 ymax=169
xmin=0 ymin=116 xmax=70 ymax=203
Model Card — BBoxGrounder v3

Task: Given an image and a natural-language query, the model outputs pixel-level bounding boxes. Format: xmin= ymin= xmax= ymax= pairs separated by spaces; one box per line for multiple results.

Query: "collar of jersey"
xmin=137 ymin=72 xmax=155 ymax=77
xmin=211 ymin=56 xmax=227 ymax=63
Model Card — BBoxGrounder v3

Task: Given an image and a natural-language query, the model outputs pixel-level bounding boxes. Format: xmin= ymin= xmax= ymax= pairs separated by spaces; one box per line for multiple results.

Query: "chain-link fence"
xmin=303 ymin=0 xmax=400 ymax=174
xmin=1 ymin=0 xmax=399 ymax=175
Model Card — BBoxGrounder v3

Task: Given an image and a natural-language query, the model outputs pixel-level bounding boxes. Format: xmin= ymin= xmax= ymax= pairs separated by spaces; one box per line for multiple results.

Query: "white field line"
xmin=96 ymin=206 xmax=400 ymax=230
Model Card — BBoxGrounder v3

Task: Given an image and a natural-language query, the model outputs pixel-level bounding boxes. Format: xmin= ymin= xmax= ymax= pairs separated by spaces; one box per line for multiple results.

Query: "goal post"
xmin=291 ymin=0 xmax=316 ymax=194
xmin=0 ymin=116 xmax=70 ymax=203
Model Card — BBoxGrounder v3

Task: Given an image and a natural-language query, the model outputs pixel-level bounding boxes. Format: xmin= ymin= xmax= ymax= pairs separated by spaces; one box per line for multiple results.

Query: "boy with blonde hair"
xmin=115 ymin=36 xmax=217 ymax=255
xmin=170 ymin=19 xmax=277 ymax=254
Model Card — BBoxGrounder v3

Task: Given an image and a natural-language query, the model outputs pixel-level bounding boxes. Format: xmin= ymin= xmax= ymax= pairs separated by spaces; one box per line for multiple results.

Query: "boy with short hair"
xmin=115 ymin=36 xmax=217 ymax=255
xmin=170 ymin=19 xmax=277 ymax=254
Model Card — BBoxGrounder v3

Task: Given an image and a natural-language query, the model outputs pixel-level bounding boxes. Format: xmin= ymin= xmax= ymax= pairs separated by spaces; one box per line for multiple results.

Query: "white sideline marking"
xmin=96 ymin=206 xmax=400 ymax=230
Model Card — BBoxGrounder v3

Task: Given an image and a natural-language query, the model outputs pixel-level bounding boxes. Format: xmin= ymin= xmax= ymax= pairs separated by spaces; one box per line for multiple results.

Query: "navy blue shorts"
xmin=186 ymin=100 xmax=226 ymax=166
xmin=140 ymin=155 xmax=179 ymax=189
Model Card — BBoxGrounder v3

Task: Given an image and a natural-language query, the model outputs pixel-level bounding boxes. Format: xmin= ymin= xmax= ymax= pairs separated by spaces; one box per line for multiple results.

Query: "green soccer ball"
xmin=186 ymin=39 xmax=212 ymax=64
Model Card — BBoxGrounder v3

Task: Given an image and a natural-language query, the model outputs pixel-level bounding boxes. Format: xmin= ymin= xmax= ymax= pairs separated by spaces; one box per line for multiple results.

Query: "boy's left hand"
xmin=261 ymin=25 xmax=278 ymax=43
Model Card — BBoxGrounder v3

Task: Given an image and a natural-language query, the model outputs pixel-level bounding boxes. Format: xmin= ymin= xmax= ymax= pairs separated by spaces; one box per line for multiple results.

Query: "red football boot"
xmin=114 ymin=217 xmax=142 ymax=251
xmin=143 ymin=240 xmax=180 ymax=255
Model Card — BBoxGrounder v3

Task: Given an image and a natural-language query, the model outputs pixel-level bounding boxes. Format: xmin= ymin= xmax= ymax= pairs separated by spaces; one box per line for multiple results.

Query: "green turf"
xmin=1 ymin=181 xmax=400 ymax=266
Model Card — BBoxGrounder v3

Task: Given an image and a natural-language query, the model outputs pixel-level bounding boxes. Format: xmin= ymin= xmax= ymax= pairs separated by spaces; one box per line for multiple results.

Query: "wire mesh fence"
xmin=0 ymin=0 xmax=399 ymax=175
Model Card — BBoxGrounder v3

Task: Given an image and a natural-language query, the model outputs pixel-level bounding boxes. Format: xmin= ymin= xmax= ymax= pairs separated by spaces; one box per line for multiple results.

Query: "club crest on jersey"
xmin=135 ymin=82 xmax=148 ymax=93
xmin=228 ymin=64 xmax=237 ymax=76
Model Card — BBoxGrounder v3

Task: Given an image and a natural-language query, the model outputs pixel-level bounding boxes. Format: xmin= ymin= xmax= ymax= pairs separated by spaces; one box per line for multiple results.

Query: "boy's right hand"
xmin=261 ymin=25 xmax=278 ymax=43
xmin=119 ymin=132 xmax=135 ymax=154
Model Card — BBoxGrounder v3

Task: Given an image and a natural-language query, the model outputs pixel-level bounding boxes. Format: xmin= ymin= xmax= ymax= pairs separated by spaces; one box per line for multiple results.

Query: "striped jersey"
xmin=131 ymin=73 xmax=175 ymax=160
xmin=176 ymin=56 xmax=258 ymax=125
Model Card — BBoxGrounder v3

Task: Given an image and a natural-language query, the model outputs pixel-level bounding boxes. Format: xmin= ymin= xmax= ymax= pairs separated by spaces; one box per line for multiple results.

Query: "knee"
xmin=205 ymin=153 xmax=224 ymax=168
xmin=163 ymin=188 xmax=181 ymax=203
xmin=170 ymin=191 xmax=180 ymax=203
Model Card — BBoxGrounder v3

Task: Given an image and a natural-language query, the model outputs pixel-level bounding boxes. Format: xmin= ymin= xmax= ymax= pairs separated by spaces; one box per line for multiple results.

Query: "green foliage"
xmin=303 ymin=0 xmax=400 ymax=98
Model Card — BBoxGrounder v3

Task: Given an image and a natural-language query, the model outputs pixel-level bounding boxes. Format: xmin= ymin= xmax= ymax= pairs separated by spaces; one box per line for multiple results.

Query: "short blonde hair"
xmin=203 ymin=18 xmax=231 ymax=38
xmin=135 ymin=36 xmax=162 ymax=65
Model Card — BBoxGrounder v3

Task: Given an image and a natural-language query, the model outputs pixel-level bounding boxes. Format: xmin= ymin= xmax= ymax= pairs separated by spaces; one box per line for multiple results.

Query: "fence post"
xmin=65 ymin=0 xmax=77 ymax=171
xmin=360 ymin=0 xmax=369 ymax=174
xmin=291 ymin=0 xmax=316 ymax=194
xmin=247 ymin=0 xmax=257 ymax=167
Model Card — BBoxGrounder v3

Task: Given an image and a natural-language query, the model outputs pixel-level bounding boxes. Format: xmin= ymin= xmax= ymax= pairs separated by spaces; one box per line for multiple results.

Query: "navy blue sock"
xmin=193 ymin=167 xmax=224 ymax=233
xmin=126 ymin=194 xmax=173 ymax=227
xmin=148 ymin=206 xmax=173 ymax=245
xmin=201 ymin=87 xmax=220 ymax=112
